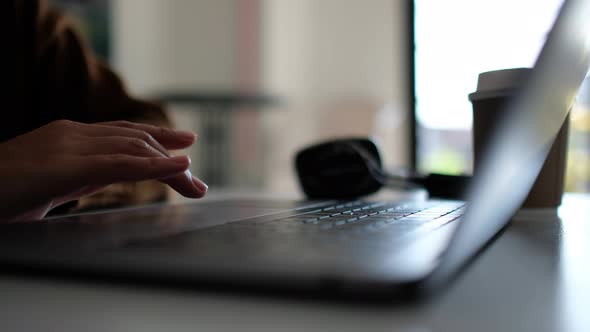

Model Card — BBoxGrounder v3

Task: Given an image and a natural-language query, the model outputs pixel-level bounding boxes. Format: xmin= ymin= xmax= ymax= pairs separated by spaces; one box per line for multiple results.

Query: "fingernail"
xmin=171 ymin=155 xmax=190 ymax=166
xmin=192 ymin=176 xmax=208 ymax=193
xmin=176 ymin=130 xmax=196 ymax=140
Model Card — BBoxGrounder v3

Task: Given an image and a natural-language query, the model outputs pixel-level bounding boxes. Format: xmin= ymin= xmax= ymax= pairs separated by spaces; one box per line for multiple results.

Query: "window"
xmin=414 ymin=0 xmax=589 ymax=192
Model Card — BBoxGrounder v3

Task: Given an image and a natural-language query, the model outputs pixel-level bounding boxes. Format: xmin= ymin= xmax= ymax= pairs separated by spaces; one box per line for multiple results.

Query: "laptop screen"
xmin=429 ymin=0 xmax=590 ymax=285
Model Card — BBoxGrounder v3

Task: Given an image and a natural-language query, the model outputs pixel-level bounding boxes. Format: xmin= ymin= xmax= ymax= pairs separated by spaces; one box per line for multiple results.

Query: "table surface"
xmin=1 ymin=193 xmax=589 ymax=332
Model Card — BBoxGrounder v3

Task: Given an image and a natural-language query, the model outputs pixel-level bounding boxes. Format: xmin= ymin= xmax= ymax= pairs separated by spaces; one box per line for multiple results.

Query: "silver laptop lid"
xmin=430 ymin=0 xmax=590 ymax=285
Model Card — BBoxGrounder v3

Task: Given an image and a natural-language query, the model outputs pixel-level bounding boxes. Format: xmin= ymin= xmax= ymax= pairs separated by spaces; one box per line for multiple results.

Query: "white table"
xmin=1 ymin=193 xmax=589 ymax=332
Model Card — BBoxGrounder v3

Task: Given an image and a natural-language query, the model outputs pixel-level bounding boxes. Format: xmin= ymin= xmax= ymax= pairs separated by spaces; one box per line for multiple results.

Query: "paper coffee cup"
xmin=468 ymin=68 xmax=569 ymax=208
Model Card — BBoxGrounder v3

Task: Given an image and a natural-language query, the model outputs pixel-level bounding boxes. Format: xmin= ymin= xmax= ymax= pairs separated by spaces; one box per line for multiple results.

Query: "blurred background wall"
xmin=112 ymin=0 xmax=240 ymax=94
xmin=107 ymin=0 xmax=409 ymax=196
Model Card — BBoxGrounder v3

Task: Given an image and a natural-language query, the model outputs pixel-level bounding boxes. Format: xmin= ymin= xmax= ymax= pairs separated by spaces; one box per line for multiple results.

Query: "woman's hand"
xmin=0 ymin=120 xmax=208 ymax=222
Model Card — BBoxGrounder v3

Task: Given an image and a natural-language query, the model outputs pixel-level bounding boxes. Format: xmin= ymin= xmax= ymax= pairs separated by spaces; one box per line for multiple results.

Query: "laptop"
xmin=1 ymin=0 xmax=589 ymax=300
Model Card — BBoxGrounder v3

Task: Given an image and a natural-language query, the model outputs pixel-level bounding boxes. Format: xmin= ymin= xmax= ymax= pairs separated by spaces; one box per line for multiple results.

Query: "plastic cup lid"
xmin=468 ymin=67 xmax=532 ymax=101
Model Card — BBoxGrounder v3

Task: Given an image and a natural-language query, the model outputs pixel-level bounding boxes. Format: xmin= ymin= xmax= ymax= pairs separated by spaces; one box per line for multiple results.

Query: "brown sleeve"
xmin=34 ymin=1 xmax=171 ymax=127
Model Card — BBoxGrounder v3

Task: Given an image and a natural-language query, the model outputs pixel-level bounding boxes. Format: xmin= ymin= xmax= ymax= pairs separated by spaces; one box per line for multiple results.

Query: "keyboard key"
xmin=263 ymin=201 xmax=464 ymax=241
xmin=334 ymin=220 xmax=347 ymax=226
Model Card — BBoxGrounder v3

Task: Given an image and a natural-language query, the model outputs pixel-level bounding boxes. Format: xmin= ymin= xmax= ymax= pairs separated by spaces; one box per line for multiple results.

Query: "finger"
xmin=74 ymin=123 xmax=171 ymax=157
xmin=79 ymin=155 xmax=191 ymax=186
xmin=99 ymin=121 xmax=196 ymax=150
xmin=74 ymin=136 xmax=166 ymax=158
xmin=74 ymin=137 xmax=206 ymax=198
xmin=160 ymin=169 xmax=208 ymax=199
xmin=51 ymin=185 xmax=106 ymax=208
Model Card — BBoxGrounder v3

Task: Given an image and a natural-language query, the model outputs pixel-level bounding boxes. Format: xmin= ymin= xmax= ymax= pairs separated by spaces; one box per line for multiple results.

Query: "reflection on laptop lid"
xmin=429 ymin=0 xmax=590 ymax=287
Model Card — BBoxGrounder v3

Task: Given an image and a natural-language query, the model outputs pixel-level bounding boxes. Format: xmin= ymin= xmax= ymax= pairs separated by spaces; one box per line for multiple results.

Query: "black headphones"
xmin=294 ymin=138 xmax=471 ymax=200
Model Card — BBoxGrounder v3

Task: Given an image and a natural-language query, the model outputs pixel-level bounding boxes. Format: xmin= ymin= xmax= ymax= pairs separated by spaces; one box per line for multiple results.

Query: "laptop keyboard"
xmin=125 ymin=200 xmax=465 ymax=253
xmin=265 ymin=200 xmax=465 ymax=237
